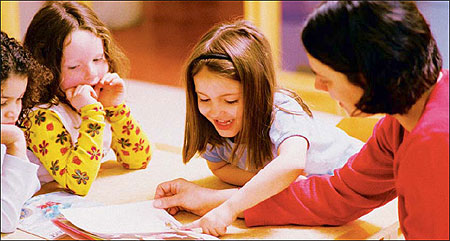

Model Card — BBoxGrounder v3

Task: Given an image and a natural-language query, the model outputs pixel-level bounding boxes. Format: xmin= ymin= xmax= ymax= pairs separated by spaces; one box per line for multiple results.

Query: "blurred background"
xmin=2 ymin=1 xmax=448 ymax=88
xmin=1 ymin=1 xmax=449 ymax=122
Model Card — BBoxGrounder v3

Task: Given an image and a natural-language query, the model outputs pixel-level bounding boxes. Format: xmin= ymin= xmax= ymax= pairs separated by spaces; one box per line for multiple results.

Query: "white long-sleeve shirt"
xmin=1 ymin=144 xmax=40 ymax=233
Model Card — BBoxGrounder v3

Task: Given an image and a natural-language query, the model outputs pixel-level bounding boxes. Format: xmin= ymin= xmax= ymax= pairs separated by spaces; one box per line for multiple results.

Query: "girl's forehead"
xmin=1 ymin=74 xmax=27 ymax=96
xmin=63 ymin=30 xmax=103 ymax=53
xmin=194 ymin=68 xmax=241 ymax=94
xmin=65 ymin=29 xmax=98 ymax=43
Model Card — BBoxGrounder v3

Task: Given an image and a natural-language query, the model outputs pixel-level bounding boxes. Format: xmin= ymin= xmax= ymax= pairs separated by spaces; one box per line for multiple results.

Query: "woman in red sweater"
xmin=153 ymin=2 xmax=449 ymax=239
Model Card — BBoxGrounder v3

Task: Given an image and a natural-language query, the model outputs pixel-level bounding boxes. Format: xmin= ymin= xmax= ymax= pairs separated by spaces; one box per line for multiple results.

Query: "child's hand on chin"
xmin=1 ymin=124 xmax=28 ymax=160
xmin=94 ymin=73 xmax=126 ymax=107
xmin=65 ymin=84 xmax=99 ymax=111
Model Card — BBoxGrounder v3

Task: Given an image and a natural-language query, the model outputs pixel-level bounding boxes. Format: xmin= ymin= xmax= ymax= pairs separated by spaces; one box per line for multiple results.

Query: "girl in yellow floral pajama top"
xmin=21 ymin=1 xmax=152 ymax=196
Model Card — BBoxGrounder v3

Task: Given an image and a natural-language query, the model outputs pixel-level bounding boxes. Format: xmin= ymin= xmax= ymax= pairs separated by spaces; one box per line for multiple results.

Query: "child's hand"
xmin=181 ymin=203 xmax=237 ymax=237
xmin=1 ymin=124 xmax=28 ymax=160
xmin=65 ymin=84 xmax=98 ymax=111
xmin=94 ymin=73 xmax=126 ymax=107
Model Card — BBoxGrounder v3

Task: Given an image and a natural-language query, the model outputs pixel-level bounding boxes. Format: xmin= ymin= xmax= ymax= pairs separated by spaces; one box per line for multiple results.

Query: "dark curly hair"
xmin=1 ymin=31 xmax=52 ymax=125
xmin=302 ymin=1 xmax=442 ymax=115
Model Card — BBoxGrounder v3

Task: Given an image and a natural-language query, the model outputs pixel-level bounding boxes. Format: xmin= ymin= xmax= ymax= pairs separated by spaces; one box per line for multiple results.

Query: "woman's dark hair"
xmin=302 ymin=1 xmax=442 ymax=114
xmin=1 ymin=31 xmax=52 ymax=125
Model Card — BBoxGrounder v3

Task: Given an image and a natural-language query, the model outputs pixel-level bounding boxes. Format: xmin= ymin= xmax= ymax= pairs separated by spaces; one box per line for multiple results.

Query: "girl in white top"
xmin=1 ymin=31 xmax=50 ymax=233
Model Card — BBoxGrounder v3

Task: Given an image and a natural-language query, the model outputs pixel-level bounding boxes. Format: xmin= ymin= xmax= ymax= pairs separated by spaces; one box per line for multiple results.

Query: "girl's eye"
xmin=93 ymin=58 xmax=103 ymax=62
xmin=226 ymin=100 xmax=238 ymax=104
xmin=68 ymin=65 xmax=79 ymax=70
xmin=199 ymin=98 xmax=209 ymax=102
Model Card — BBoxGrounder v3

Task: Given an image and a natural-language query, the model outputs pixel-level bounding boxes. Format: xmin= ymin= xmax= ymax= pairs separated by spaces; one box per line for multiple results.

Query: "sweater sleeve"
xmin=396 ymin=132 xmax=449 ymax=239
xmin=244 ymin=117 xmax=398 ymax=226
xmin=1 ymin=148 xmax=40 ymax=233
xmin=24 ymin=103 xmax=106 ymax=196
xmin=105 ymin=103 xmax=152 ymax=169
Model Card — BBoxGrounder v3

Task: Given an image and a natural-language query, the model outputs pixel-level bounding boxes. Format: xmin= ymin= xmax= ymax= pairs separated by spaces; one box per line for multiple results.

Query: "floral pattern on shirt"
xmin=24 ymin=102 xmax=153 ymax=196
xmin=106 ymin=103 xmax=152 ymax=170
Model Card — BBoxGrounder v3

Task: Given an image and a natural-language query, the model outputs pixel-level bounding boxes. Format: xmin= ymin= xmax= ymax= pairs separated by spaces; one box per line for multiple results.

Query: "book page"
xmin=17 ymin=191 xmax=101 ymax=239
xmin=60 ymin=200 xmax=182 ymax=237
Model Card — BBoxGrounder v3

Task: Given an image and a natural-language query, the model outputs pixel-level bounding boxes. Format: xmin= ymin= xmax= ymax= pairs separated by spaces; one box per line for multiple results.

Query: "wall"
xmin=281 ymin=1 xmax=449 ymax=72
xmin=17 ymin=1 xmax=143 ymax=39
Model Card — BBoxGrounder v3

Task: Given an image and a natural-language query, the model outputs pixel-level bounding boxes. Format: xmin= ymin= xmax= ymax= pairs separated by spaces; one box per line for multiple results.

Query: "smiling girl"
xmin=175 ymin=19 xmax=364 ymax=236
xmin=21 ymin=1 xmax=152 ymax=196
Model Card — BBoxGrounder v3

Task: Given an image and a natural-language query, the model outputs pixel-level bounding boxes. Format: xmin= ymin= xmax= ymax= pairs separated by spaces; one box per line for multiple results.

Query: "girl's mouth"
xmin=215 ymin=119 xmax=233 ymax=130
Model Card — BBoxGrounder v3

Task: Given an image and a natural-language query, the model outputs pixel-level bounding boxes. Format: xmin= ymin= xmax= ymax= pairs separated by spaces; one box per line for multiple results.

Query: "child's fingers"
xmin=93 ymin=82 xmax=103 ymax=97
xmin=74 ymin=85 xmax=97 ymax=99
xmin=109 ymin=75 xmax=124 ymax=87
xmin=181 ymin=220 xmax=200 ymax=230
xmin=65 ymin=88 xmax=75 ymax=100
xmin=89 ymin=86 xmax=98 ymax=99
xmin=182 ymin=218 xmax=226 ymax=236
xmin=209 ymin=228 xmax=220 ymax=237
xmin=100 ymin=72 xmax=114 ymax=85
xmin=73 ymin=85 xmax=85 ymax=96
xmin=215 ymin=227 xmax=227 ymax=236
xmin=203 ymin=227 xmax=219 ymax=237
xmin=102 ymin=73 xmax=123 ymax=87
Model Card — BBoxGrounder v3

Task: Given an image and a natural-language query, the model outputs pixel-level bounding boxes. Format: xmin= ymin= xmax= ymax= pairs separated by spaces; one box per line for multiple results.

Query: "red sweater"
xmin=244 ymin=70 xmax=449 ymax=240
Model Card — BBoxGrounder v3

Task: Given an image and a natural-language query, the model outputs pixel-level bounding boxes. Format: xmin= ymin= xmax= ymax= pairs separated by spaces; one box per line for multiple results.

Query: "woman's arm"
xmin=206 ymin=160 xmax=256 ymax=186
xmin=107 ymin=103 xmax=152 ymax=169
xmin=244 ymin=117 xmax=398 ymax=227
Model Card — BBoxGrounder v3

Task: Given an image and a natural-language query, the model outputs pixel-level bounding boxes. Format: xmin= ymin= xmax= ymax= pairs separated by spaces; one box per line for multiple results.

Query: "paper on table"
xmin=60 ymin=200 xmax=182 ymax=237
xmin=17 ymin=191 xmax=101 ymax=239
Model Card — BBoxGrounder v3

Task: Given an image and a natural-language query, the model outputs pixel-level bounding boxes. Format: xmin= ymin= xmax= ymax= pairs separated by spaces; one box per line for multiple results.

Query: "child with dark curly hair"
xmin=1 ymin=31 xmax=51 ymax=233
xmin=22 ymin=1 xmax=153 ymax=196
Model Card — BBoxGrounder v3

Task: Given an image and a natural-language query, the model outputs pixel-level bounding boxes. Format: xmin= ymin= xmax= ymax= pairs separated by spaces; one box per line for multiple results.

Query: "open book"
xmin=18 ymin=191 xmax=101 ymax=239
xmin=54 ymin=200 xmax=218 ymax=240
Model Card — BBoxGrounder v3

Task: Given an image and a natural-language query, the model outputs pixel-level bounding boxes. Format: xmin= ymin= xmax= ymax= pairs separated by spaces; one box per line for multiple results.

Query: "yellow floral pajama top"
xmin=22 ymin=102 xmax=152 ymax=196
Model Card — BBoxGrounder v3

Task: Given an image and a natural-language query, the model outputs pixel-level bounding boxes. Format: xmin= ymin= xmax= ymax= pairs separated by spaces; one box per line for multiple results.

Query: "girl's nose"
xmin=3 ymin=104 xmax=20 ymax=121
xmin=83 ymin=64 xmax=100 ymax=85
xmin=85 ymin=63 xmax=98 ymax=78
xmin=207 ymin=104 xmax=223 ymax=118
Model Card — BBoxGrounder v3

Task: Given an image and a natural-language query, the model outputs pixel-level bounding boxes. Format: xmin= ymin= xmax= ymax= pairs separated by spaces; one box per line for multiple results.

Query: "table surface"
xmin=1 ymin=80 xmax=401 ymax=240
xmin=1 ymin=146 xmax=401 ymax=240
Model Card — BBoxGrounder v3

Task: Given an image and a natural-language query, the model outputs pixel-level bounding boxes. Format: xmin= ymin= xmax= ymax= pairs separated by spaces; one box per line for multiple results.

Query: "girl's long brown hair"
xmin=183 ymin=19 xmax=312 ymax=170
xmin=23 ymin=1 xmax=129 ymax=108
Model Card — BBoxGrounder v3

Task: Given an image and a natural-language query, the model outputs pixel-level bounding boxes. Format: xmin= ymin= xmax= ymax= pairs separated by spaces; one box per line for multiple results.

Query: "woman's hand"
xmin=153 ymin=178 xmax=237 ymax=217
xmin=94 ymin=73 xmax=126 ymax=107
xmin=1 ymin=124 xmax=28 ymax=160
xmin=65 ymin=84 xmax=98 ymax=111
